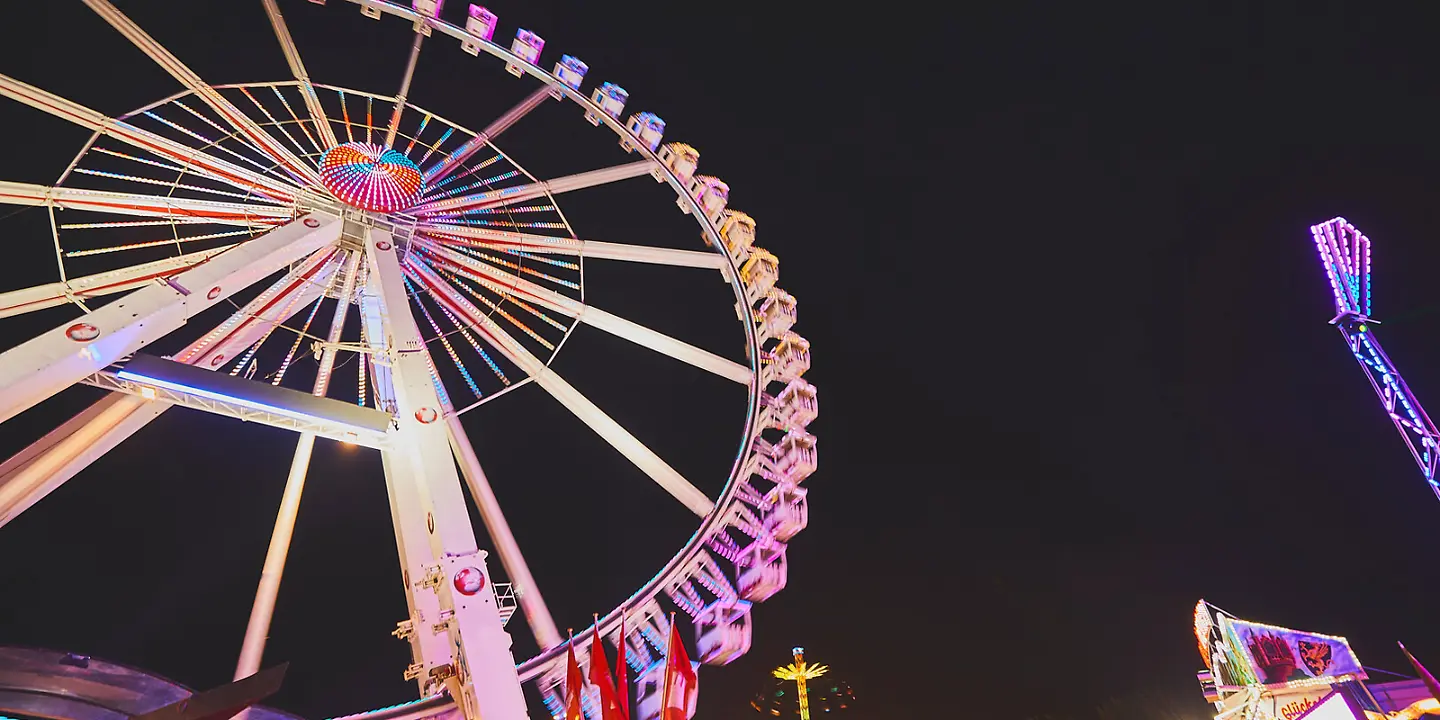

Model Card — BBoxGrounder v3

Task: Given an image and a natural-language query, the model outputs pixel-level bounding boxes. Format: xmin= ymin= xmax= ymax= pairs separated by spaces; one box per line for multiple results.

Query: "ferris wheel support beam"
xmin=0 ymin=181 xmax=293 ymax=225
xmin=419 ymin=240 xmax=751 ymax=385
xmin=261 ymin=0 xmax=339 ymax=150
xmin=411 ymin=160 xmax=657 ymax=216
xmin=366 ymin=227 xmax=531 ymax=720
xmin=0 ymin=394 xmax=164 ymax=528
xmin=443 ymin=412 xmax=563 ymax=650
xmin=421 ymin=224 xmax=727 ymax=270
xmin=0 ymin=244 xmax=236 ymax=319
xmin=0 ymin=74 xmax=301 ymax=202
xmin=0 ymin=213 xmax=340 ymax=425
xmin=81 ymin=0 xmax=324 ymax=185
xmin=409 ymin=259 xmax=716 ymax=516
xmin=0 ymin=251 xmax=340 ymax=528
xmin=234 ymin=248 xmax=362 ymax=682
xmin=384 ymin=33 xmax=425 ymax=150
xmin=423 ymin=86 xmax=552 ymax=184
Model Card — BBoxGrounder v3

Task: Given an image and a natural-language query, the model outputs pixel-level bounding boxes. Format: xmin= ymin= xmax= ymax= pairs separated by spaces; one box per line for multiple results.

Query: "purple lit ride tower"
xmin=1312 ymin=218 xmax=1440 ymax=498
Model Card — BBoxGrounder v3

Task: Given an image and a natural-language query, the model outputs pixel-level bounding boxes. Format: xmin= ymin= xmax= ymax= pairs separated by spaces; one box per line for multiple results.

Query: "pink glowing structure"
xmin=1312 ymin=217 xmax=1440 ymax=499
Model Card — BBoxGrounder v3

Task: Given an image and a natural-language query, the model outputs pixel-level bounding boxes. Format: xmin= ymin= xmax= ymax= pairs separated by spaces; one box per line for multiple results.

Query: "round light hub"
xmin=319 ymin=142 xmax=423 ymax=213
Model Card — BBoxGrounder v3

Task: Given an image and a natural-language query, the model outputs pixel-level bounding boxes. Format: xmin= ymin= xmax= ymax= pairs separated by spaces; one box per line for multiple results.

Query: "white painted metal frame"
xmin=366 ymin=227 xmax=530 ymax=719
xmin=0 ymin=213 xmax=341 ymax=424
xmin=0 ymin=249 xmax=340 ymax=529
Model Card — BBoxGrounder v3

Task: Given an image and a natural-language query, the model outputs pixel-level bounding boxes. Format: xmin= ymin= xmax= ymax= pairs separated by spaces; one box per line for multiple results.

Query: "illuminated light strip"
xmin=508 ymin=250 xmax=579 ymax=271
xmin=229 ymin=256 xmax=329 ymax=375
xmin=458 ymin=204 xmax=556 ymax=215
xmin=59 ymin=218 xmax=226 ymax=230
xmin=71 ymin=167 xmax=273 ymax=202
xmin=172 ymin=99 xmax=231 ymax=137
xmin=417 ymin=127 xmax=453 ymax=167
xmin=422 ymin=154 xmax=502 ymax=195
xmin=430 ymin=233 xmax=580 ymax=270
xmin=445 ymin=241 xmax=579 ymax=290
xmin=469 ymin=220 xmax=567 ymax=230
xmin=357 ymin=324 xmax=368 ymax=406
xmin=0 ymin=72 xmax=297 ymax=201
xmin=419 ymin=171 xmax=521 ymax=203
xmin=339 ymin=90 xmax=354 ymax=143
xmin=404 ymin=114 xmax=431 ymax=158
xmin=114 ymin=369 xmax=374 ymax=435
xmin=434 ymin=265 xmax=554 ymax=350
xmin=428 ymin=247 xmax=569 ymax=330
xmin=238 ymin=87 xmax=309 ymax=160
xmin=405 ymin=275 xmax=483 ymax=398
xmin=272 ymin=86 xmax=322 ymax=156
xmin=142 ymin=110 xmax=271 ymax=173
xmin=435 ymin=300 xmax=510 ymax=385
xmin=91 ymin=146 xmax=186 ymax=174
xmin=272 ymin=292 xmax=327 ymax=386
xmin=63 ymin=229 xmax=254 ymax=257
xmin=180 ymin=249 xmax=335 ymax=364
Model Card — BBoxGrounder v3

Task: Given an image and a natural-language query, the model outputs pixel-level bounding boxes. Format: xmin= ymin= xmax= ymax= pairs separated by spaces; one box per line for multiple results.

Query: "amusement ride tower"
xmin=1311 ymin=217 xmax=1440 ymax=500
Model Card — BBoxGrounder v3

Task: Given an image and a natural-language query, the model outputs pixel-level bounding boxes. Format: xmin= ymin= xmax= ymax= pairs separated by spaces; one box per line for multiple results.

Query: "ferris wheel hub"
xmin=319 ymin=141 xmax=424 ymax=213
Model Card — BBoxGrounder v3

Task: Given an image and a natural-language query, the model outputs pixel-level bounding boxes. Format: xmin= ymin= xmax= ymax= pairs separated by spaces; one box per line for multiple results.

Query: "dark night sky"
xmin=7 ymin=1 xmax=1440 ymax=719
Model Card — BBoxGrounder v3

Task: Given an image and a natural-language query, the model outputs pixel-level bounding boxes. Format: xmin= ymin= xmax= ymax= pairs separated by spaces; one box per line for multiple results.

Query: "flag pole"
xmin=661 ymin=612 xmax=676 ymax=719
xmin=617 ymin=612 xmax=630 ymax=720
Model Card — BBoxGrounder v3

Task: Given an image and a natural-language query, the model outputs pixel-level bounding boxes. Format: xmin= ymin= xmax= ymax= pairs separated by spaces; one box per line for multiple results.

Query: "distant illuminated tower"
xmin=751 ymin=647 xmax=855 ymax=718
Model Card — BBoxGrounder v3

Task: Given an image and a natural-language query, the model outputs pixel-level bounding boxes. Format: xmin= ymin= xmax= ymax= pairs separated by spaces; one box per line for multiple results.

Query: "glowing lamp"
xmin=319 ymin=142 xmax=424 ymax=213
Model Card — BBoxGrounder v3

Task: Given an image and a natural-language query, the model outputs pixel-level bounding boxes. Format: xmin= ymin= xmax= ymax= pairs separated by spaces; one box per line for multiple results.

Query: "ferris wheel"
xmin=0 ymin=1 xmax=819 ymax=719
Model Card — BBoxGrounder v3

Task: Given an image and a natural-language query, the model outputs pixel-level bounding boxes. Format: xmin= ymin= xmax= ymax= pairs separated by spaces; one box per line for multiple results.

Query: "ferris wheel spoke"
xmin=422 ymin=224 xmax=727 ymax=270
xmin=0 ymin=246 xmax=341 ymax=528
xmin=417 ymin=241 xmax=751 ymax=385
xmin=411 ymin=160 xmax=657 ymax=217
xmin=423 ymin=86 xmax=552 ymax=184
xmin=0 ymin=74 xmax=301 ymax=202
xmin=234 ymin=249 xmax=361 ymax=682
xmin=0 ymin=181 xmax=292 ymax=225
xmin=0 ymin=214 xmax=342 ymax=425
xmin=383 ymin=34 xmax=425 ymax=149
xmin=408 ymin=260 xmax=716 ymax=516
xmin=444 ymin=414 xmax=563 ymax=650
xmin=0 ymin=244 xmax=236 ymax=319
xmin=81 ymin=0 xmax=323 ymax=186
xmin=261 ymin=0 xmax=339 ymax=150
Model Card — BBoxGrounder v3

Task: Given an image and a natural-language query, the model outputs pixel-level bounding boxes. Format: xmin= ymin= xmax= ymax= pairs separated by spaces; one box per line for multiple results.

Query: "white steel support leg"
xmin=0 ymin=214 xmax=341 ymax=425
xmin=0 ymin=394 xmax=163 ymax=527
xmin=234 ymin=250 xmax=361 ymax=682
xmin=445 ymin=412 xmax=562 ymax=649
xmin=366 ymin=228 xmax=529 ymax=720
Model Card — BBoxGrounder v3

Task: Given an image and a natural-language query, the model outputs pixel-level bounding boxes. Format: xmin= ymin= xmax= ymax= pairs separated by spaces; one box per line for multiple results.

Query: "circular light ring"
xmin=319 ymin=142 xmax=424 ymax=213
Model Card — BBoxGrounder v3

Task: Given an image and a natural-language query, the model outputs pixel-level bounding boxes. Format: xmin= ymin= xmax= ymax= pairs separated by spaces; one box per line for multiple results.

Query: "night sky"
xmin=7 ymin=2 xmax=1440 ymax=719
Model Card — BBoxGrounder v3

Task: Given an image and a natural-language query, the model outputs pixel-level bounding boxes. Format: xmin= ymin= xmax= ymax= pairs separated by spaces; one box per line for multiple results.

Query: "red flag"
xmin=615 ymin=616 xmax=630 ymax=720
xmin=564 ymin=640 xmax=584 ymax=720
xmin=661 ymin=621 xmax=697 ymax=720
xmin=589 ymin=620 xmax=622 ymax=720
xmin=1400 ymin=642 xmax=1440 ymax=703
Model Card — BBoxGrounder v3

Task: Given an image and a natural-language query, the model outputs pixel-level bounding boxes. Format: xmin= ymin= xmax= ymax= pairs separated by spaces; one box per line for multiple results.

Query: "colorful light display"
xmin=319 ymin=142 xmax=423 ymax=212
xmin=1311 ymin=218 xmax=1440 ymax=497
xmin=752 ymin=648 xmax=854 ymax=720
